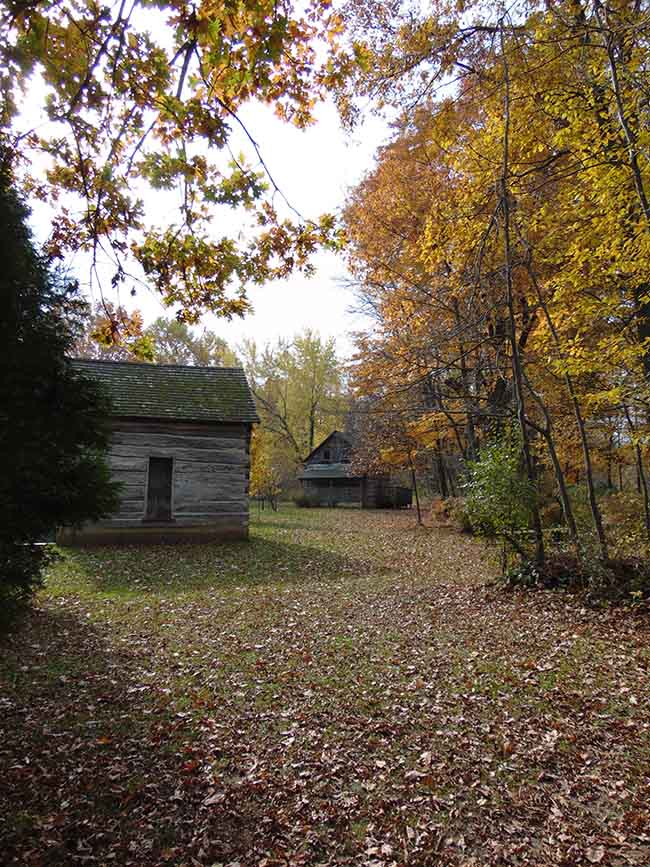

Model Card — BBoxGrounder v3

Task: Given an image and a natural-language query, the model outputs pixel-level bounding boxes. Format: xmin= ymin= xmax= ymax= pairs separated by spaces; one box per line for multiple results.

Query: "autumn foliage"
xmin=0 ymin=0 xmax=347 ymax=322
xmin=342 ymin=0 xmax=650 ymax=584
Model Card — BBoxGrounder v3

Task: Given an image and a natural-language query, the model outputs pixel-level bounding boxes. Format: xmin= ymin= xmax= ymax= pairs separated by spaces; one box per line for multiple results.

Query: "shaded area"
xmin=53 ymin=534 xmax=383 ymax=597
xmin=0 ymin=607 xmax=262 ymax=864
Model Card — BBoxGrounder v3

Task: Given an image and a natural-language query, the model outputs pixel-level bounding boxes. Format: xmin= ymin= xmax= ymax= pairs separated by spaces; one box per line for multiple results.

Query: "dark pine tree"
xmin=0 ymin=155 xmax=120 ymax=615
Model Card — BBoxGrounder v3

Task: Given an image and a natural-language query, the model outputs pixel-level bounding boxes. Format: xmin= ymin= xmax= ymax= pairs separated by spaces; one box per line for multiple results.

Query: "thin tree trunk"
xmin=606 ymin=433 xmax=614 ymax=490
xmin=448 ymin=467 xmax=457 ymax=498
xmin=453 ymin=298 xmax=479 ymax=461
xmin=409 ymin=455 xmax=423 ymax=526
xmin=593 ymin=1 xmax=650 ymax=225
xmin=500 ymin=23 xmax=545 ymax=567
xmin=623 ymin=405 xmax=650 ymax=538
xmin=436 ymin=443 xmax=449 ymax=498
xmin=592 ymin=2 xmax=650 ymax=384
xmin=524 ymin=262 xmax=608 ymax=559
xmin=309 ymin=408 xmax=315 ymax=454
xmin=520 ymin=366 xmax=580 ymax=552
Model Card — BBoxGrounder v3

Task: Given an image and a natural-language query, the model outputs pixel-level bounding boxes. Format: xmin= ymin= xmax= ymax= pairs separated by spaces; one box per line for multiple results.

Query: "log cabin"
xmin=298 ymin=431 xmax=412 ymax=508
xmin=57 ymin=359 xmax=259 ymax=545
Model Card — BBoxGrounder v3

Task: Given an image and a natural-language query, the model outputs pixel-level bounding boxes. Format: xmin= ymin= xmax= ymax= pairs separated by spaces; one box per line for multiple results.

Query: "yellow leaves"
xmin=408 ymin=413 xmax=455 ymax=448
xmin=250 ymin=428 xmax=281 ymax=498
xmin=379 ymin=445 xmax=412 ymax=466
xmin=2 ymin=0 xmax=345 ymax=316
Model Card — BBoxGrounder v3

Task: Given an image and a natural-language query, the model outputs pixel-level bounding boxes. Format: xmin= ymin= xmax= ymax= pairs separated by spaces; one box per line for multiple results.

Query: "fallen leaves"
xmin=0 ymin=507 xmax=649 ymax=864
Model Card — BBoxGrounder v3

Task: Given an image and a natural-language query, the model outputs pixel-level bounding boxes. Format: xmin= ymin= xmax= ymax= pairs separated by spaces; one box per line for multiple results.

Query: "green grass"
xmin=1 ymin=506 xmax=648 ymax=865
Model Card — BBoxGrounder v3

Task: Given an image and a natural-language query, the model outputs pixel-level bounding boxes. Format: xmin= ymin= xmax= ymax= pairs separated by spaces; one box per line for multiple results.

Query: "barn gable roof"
xmin=302 ymin=430 xmax=349 ymax=464
xmin=71 ymin=359 xmax=259 ymax=424
xmin=299 ymin=430 xmax=358 ymax=480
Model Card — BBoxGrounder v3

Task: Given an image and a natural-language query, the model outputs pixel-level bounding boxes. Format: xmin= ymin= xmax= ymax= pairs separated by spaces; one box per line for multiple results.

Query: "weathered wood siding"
xmin=59 ymin=419 xmax=252 ymax=545
xmin=302 ymin=478 xmax=362 ymax=505
xmin=360 ymin=477 xmax=378 ymax=508
xmin=307 ymin=432 xmax=352 ymax=465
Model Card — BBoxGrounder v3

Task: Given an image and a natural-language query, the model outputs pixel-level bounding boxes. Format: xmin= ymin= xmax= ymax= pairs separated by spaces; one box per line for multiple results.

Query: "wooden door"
xmin=146 ymin=457 xmax=173 ymax=521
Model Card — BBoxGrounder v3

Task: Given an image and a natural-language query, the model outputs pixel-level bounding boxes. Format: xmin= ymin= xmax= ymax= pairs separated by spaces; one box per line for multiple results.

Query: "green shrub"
xmin=0 ymin=543 xmax=58 ymax=625
xmin=463 ymin=426 xmax=536 ymax=561
xmin=293 ymin=493 xmax=321 ymax=508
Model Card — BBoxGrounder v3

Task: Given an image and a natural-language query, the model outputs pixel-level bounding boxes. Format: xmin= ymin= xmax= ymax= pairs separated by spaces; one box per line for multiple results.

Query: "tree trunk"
xmin=524 ymin=261 xmax=608 ymax=559
xmin=520 ymin=366 xmax=580 ymax=552
xmin=309 ymin=408 xmax=316 ymax=454
xmin=500 ymin=25 xmax=545 ymax=567
xmin=409 ymin=455 xmax=422 ymax=526
xmin=606 ymin=433 xmax=614 ymax=490
xmin=436 ymin=443 xmax=449 ymax=498
xmin=623 ymin=405 xmax=650 ymax=538
xmin=452 ymin=298 xmax=479 ymax=461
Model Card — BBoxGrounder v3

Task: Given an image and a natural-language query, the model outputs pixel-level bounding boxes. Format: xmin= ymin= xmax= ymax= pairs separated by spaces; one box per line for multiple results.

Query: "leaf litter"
xmin=1 ymin=507 xmax=648 ymax=865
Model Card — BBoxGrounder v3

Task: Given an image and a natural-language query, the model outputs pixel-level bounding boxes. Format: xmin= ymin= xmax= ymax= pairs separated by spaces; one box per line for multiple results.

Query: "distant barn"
xmin=299 ymin=430 xmax=412 ymax=508
xmin=57 ymin=360 xmax=259 ymax=545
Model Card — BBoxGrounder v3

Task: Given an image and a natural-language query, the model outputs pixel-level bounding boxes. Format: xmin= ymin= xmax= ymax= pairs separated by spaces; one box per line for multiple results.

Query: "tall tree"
xmin=242 ymin=330 xmax=346 ymax=482
xmin=0 ymin=156 xmax=120 ymax=613
xmin=341 ymin=0 xmax=650 ymax=564
xmin=73 ymin=311 xmax=238 ymax=365
xmin=146 ymin=318 xmax=239 ymax=366
xmin=72 ymin=303 xmax=153 ymax=361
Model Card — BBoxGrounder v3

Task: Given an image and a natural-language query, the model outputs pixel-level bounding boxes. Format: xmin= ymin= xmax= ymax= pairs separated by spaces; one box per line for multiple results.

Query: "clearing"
xmin=1 ymin=507 xmax=649 ymax=865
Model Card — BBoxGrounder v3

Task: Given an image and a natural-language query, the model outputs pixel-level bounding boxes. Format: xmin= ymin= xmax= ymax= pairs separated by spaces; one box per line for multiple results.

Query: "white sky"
xmin=26 ymin=90 xmax=388 ymax=360
xmin=177 ymin=99 xmax=387 ymax=359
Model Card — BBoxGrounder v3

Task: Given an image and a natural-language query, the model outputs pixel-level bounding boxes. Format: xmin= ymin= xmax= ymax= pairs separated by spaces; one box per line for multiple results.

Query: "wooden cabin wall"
xmin=308 ymin=432 xmax=352 ymax=464
xmin=302 ymin=478 xmax=362 ymax=505
xmin=361 ymin=477 xmax=379 ymax=508
xmin=59 ymin=419 xmax=251 ymax=544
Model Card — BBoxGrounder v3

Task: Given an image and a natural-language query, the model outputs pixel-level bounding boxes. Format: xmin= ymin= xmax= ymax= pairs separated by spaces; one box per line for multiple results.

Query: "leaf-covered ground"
xmin=1 ymin=507 xmax=649 ymax=866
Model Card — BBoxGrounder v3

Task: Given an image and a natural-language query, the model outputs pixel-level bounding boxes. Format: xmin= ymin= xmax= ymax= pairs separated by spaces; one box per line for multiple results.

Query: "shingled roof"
xmin=71 ymin=359 xmax=259 ymax=423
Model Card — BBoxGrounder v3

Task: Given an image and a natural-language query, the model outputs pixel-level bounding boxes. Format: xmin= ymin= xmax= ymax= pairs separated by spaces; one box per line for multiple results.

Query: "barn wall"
xmin=59 ymin=419 xmax=252 ymax=545
xmin=302 ymin=478 xmax=362 ymax=505
xmin=307 ymin=432 xmax=352 ymax=464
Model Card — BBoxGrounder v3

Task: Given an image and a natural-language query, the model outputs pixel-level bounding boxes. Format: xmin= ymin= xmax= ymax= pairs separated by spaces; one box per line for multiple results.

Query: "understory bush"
xmin=429 ymin=497 xmax=473 ymax=531
xmin=504 ymin=551 xmax=650 ymax=604
xmin=293 ymin=493 xmax=321 ymax=508
xmin=463 ymin=427 xmax=536 ymax=562
xmin=539 ymin=500 xmax=564 ymax=529
xmin=429 ymin=497 xmax=451 ymax=525
xmin=444 ymin=497 xmax=473 ymax=533
xmin=600 ymin=490 xmax=650 ymax=554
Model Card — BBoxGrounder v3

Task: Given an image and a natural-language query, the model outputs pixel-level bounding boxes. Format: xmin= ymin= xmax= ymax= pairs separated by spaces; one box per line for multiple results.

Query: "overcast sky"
xmin=175 ymin=99 xmax=386 ymax=359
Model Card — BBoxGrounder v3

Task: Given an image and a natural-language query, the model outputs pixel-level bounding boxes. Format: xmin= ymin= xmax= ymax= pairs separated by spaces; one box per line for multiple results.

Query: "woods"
xmin=341 ymin=0 xmax=650 ymax=590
